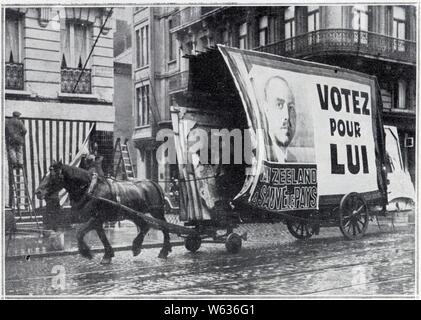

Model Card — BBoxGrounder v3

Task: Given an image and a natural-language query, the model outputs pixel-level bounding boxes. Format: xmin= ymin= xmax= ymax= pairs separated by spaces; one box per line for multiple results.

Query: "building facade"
xmin=4 ymin=7 xmax=115 ymax=207
xmin=113 ymin=7 xmax=137 ymax=176
xmin=132 ymin=7 xmax=179 ymax=187
xmin=132 ymin=5 xmax=416 ymax=191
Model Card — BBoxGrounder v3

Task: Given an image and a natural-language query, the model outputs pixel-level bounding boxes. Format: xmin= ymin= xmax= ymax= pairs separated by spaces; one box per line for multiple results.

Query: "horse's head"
xmin=35 ymin=160 xmax=65 ymax=200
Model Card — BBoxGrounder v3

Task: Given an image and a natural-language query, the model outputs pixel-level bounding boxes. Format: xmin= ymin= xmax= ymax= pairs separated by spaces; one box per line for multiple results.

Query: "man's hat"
xmin=12 ymin=111 xmax=21 ymax=117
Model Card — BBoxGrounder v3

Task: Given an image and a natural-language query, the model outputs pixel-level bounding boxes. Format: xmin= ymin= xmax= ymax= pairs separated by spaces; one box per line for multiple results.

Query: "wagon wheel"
xmin=185 ymin=234 xmax=201 ymax=253
xmin=287 ymin=219 xmax=315 ymax=240
xmin=339 ymin=192 xmax=369 ymax=240
xmin=225 ymin=233 xmax=242 ymax=254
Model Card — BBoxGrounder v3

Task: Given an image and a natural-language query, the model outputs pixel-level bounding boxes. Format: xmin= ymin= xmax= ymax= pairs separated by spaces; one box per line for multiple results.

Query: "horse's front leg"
xmin=95 ymin=222 xmax=115 ymax=265
xmin=77 ymin=217 xmax=96 ymax=259
xmin=158 ymin=226 xmax=172 ymax=259
xmin=156 ymin=210 xmax=172 ymax=259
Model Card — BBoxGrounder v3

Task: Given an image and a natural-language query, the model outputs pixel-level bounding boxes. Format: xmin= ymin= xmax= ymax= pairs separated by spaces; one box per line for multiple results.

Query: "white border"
xmin=0 ymin=0 xmax=419 ymax=300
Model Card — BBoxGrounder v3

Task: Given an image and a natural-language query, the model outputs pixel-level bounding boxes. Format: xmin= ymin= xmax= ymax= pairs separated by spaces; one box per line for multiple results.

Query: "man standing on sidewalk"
xmin=5 ymin=111 xmax=27 ymax=169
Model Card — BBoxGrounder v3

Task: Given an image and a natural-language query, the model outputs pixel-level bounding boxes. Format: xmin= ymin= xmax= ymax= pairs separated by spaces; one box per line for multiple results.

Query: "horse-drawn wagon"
xmin=165 ymin=45 xmax=388 ymax=254
xmin=35 ymin=45 xmax=388 ymax=263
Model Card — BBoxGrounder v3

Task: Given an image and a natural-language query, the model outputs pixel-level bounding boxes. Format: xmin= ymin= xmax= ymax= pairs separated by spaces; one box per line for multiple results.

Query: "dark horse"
xmin=35 ymin=160 xmax=171 ymax=264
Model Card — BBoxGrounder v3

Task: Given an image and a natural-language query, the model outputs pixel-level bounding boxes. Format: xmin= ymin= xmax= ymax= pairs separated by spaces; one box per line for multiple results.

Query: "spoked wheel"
xmin=185 ymin=234 xmax=201 ymax=253
xmin=339 ymin=192 xmax=369 ymax=240
xmin=225 ymin=233 xmax=242 ymax=254
xmin=287 ymin=219 xmax=315 ymax=240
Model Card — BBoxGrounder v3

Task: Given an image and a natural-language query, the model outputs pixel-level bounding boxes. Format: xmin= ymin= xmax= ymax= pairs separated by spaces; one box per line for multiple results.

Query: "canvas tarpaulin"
xmin=384 ymin=125 xmax=415 ymax=207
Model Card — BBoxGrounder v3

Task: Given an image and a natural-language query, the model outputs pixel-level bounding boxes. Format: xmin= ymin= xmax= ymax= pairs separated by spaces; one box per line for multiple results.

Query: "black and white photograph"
xmin=1 ymin=1 xmax=418 ymax=300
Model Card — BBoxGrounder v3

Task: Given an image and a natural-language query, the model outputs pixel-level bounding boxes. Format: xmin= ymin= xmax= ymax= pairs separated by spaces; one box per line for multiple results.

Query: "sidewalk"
xmin=5 ymin=210 xmax=414 ymax=259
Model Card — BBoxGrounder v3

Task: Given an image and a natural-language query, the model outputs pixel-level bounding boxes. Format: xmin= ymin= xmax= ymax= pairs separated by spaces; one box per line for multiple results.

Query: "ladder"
xmin=10 ymin=167 xmax=41 ymax=229
xmin=113 ymin=138 xmax=135 ymax=180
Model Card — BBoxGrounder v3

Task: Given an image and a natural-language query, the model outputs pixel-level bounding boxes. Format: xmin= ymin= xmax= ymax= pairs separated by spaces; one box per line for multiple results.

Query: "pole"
xmin=72 ymin=8 xmax=114 ymax=93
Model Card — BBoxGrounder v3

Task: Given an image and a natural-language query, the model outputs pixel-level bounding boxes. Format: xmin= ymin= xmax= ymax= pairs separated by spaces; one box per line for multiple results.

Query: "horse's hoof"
xmin=158 ymin=251 xmax=169 ymax=259
xmin=100 ymin=257 xmax=112 ymax=265
xmin=132 ymin=247 xmax=141 ymax=257
xmin=79 ymin=249 xmax=93 ymax=260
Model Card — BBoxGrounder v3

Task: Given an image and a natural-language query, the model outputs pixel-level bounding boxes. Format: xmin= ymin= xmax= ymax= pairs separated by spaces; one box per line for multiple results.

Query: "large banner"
xmin=218 ymin=45 xmax=379 ymax=212
xmin=5 ymin=119 xmax=94 ymax=208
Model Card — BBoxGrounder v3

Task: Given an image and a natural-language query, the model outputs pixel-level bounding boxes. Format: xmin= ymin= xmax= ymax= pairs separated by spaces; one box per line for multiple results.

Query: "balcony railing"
xmin=170 ymin=7 xmax=222 ymax=31
xmin=61 ymin=67 xmax=92 ymax=94
xmin=179 ymin=7 xmax=202 ymax=26
xmin=201 ymin=7 xmax=218 ymax=15
xmin=256 ymin=29 xmax=416 ymax=65
xmin=169 ymin=11 xmax=181 ymax=30
xmin=168 ymin=71 xmax=189 ymax=93
xmin=5 ymin=62 xmax=24 ymax=90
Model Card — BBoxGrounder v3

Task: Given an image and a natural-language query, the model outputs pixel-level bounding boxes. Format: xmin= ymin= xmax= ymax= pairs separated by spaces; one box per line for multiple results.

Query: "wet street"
xmin=5 ymin=223 xmax=415 ymax=297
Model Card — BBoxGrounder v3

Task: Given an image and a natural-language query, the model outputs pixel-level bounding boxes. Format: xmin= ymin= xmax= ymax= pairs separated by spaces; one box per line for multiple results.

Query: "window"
xmin=60 ymin=20 xmax=93 ymax=94
xmin=168 ymin=19 xmax=177 ymax=61
xmin=238 ymin=22 xmax=248 ymax=49
xmin=61 ymin=21 xmax=92 ymax=68
xmin=307 ymin=6 xmax=320 ymax=45
xmin=136 ymin=85 xmax=151 ymax=126
xmin=142 ymin=25 xmax=149 ymax=66
xmin=136 ymin=25 xmax=149 ymax=67
xmin=284 ymin=7 xmax=295 ymax=39
xmin=307 ymin=6 xmax=320 ymax=32
xmin=5 ymin=9 xmax=24 ymax=90
xmin=393 ymin=6 xmax=406 ymax=51
xmin=284 ymin=7 xmax=295 ymax=51
xmin=5 ymin=10 xmax=23 ymax=64
xmin=258 ymin=16 xmax=268 ymax=46
xmin=220 ymin=29 xmax=230 ymax=46
xmin=387 ymin=80 xmax=407 ymax=109
xmin=352 ymin=5 xmax=369 ymax=44
xmin=352 ymin=5 xmax=369 ymax=31
xmin=397 ymin=80 xmax=407 ymax=109
xmin=136 ymin=29 xmax=140 ymax=67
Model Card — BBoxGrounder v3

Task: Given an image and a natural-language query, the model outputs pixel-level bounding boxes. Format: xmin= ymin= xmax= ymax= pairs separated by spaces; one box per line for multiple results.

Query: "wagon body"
xmin=170 ymin=46 xmax=388 ymax=246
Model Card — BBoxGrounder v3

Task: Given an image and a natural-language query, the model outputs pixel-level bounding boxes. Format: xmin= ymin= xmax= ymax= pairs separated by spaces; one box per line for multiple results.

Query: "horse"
xmin=35 ymin=160 xmax=172 ymax=264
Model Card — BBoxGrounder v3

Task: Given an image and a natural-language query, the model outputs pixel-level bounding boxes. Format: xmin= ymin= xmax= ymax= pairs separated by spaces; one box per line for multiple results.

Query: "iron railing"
xmin=169 ymin=11 xmax=181 ymax=30
xmin=168 ymin=71 xmax=189 ymax=92
xmin=256 ymin=29 xmax=416 ymax=65
xmin=201 ymin=7 xmax=218 ymax=15
xmin=179 ymin=7 xmax=202 ymax=26
xmin=5 ymin=62 xmax=24 ymax=90
xmin=170 ymin=7 xmax=222 ymax=31
xmin=61 ymin=67 xmax=92 ymax=94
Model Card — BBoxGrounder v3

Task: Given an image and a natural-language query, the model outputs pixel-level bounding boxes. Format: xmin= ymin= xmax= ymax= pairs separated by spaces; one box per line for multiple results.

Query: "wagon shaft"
xmin=93 ymin=196 xmax=199 ymax=236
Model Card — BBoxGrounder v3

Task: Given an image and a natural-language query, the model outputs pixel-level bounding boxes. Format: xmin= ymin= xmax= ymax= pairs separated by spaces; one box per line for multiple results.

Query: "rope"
xmin=72 ymin=8 xmax=114 ymax=93
xmin=151 ymin=175 xmax=218 ymax=183
xmin=109 ymin=175 xmax=220 ymax=183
